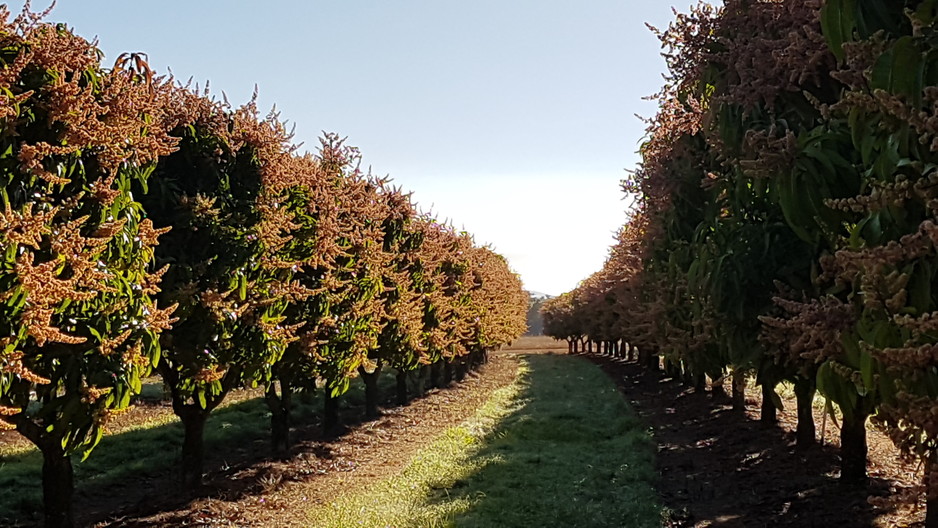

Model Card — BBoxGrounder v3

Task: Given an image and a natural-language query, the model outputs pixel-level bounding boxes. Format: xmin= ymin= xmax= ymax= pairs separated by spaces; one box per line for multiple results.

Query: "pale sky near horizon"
xmin=12 ymin=1 xmax=679 ymax=296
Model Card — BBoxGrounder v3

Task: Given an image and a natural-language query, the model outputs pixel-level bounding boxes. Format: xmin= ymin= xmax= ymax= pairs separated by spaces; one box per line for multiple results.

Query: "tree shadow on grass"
xmin=424 ymin=353 xmax=661 ymax=528
xmin=0 ymin=370 xmax=405 ymax=527
xmin=587 ymin=353 xmax=903 ymax=528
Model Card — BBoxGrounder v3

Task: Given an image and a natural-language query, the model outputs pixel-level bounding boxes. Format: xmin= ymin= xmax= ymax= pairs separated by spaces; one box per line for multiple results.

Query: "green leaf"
xmin=871 ymin=36 xmax=924 ymax=103
xmin=915 ymin=0 xmax=938 ymax=26
xmin=910 ymin=261 xmax=933 ymax=314
xmin=824 ymin=397 xmax=841 ymax=430
xmin=81 ymin=427 xmax=104 ymax=461
xmin=820 ymin=0 xmax=857 ymax=61
xmin=859 ymin=345 xmax=874 ymax=395
xmin=841 ymin=333 xmax=861 ymax=366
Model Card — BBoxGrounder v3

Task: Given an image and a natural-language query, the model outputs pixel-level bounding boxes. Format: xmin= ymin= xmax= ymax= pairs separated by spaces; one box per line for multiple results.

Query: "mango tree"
xmin=139 ymin=98 xmax=304 ymax=488
xmin=0 ymin=15 xmax=178 ymax=527
xmin=358 ymin=186 xmax=424 ymax=417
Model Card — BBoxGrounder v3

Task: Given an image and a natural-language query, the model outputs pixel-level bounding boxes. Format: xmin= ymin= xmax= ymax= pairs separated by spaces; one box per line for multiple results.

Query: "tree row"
xmin=544 ymin=0 xmax=938 ymax=524
xmin=0 ymin=9 xmax=527 ymax=528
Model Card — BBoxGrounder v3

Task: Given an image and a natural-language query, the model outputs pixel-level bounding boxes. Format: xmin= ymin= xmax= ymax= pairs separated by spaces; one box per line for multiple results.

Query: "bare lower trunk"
xmin=265 ymin=380 xmax=293 ymax=456
xmin=396 ymin=370 xmax=409 ymax=406
xmin=359 ymin=364 xmax=382 ymax=419
xmin=323 ymin=391 xmax=340 ymax=433
xmin=693 ymin=372 xmax=706 ymax=393
xmin=665 ymin=360 xmax=681 ymax=379
xmin=732 ymin=370 xmax=747 ymax=411
xmin=455 ymin=358 xmax=468 ymax=381
xmin=710 ymin=376 xmax=728 ymax=400
xmin=794 ymin=378 xmax=816 ymax=449
xmin=926 ymin=454 xmax=938 ymax=528
xmin=443 ymin=360 xmax=454 ymax=386
xmin=180 ymin=408 xmax=209 ymax=489
xmin=429 ymin=360 xmax=443 ymax=388
xmin=761 ymin=382 xmax=778 ymax=424
xmin=645 ymin=351 xmax=659 ymax=371
xmin=840 ymin=405 xmax=870 ymax=484
xmin=41 ymin=444 xmax=74 ymax=528
xmin=416 ymin=365 xmax=429 ymax=396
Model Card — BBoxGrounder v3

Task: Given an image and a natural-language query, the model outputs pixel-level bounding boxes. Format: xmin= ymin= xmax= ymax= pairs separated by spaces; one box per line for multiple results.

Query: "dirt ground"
xmin=13 ymin=336 xmax=917 ymax=528
xmin=75 ymin=350 xmax=527 ymax=527
xmin=586 ymin=352 xmax=925 ymax=528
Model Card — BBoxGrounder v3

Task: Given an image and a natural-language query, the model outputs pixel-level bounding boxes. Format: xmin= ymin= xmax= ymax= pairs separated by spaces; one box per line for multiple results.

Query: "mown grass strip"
xmin=309 ymin=353 xmax=659 ymax=528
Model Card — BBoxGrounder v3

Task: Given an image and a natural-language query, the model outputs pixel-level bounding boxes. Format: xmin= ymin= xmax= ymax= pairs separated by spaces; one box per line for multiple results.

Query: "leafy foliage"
xmin=549 ymin=0 xmax=938 ymax=518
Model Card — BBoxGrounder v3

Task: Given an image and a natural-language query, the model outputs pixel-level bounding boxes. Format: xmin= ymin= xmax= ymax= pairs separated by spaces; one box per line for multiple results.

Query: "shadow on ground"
xmin=586 ymin=353 xmax=902 ymax=528
xmin=0 ymin=371 xmax=404 ymax=527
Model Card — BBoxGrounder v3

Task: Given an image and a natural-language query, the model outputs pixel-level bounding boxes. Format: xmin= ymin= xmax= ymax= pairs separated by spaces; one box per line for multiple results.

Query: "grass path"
xmin=309 ymin=352 xmax=659 ymax=528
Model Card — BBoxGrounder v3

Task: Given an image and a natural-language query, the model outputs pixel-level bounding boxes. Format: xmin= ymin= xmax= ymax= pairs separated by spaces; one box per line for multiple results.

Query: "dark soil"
xmin=586 ymin=352 xmax=924 ymax=528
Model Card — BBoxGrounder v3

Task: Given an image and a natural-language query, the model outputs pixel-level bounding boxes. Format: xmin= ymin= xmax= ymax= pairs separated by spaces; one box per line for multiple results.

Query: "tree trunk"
xmin=731 ymin=370 xmax=747 ymax=411
xmin=180 ymin=408 xmax=209 ymax=489
xmin=396 ymin=370 xmax=409 ymax=406
xmin=429 ymin=360 xmax=443 ymax=388
xmin=359 ymin=364 xmax=382 ymax=419
xmin=472 ymin=348 xmax=488 ymax=367
xmin=40 ymin=444 xmax=74 ymax=528
xmin=840 ymin=406 xmax=870 ymax=484
xmin=443 ymin=360 xmax=454 ymax=386
xmin=645 ymin=350 xmax=659 ymax=371
xmin=693 ymin=372 xmax=706 ymax=393
xmin=925 ymin=453 xmax=938 ymax=528
xmin=416 ymin=365 xmax=429 ymax=396
xmin=681 ymin=365 xmax=694 ymax=387
xmin=710 ymin=376 xmax=728 ymax=400
xmin=455 ymin=358 xmax=467 ymax=381
xmin=761 ymin=382 xmax=778 ymax=424
xmin=323 ymin=390 xmax=341 ymax=433
xmin=587 ymin=340 xmax=593 ymax=354
xmin=793 ymin=378 xmax=816 ymax=449
xmin=265 ymin=380 xmax=293 ymax=456
xmin=567 ymin=339 xmax=574 ymax=354
xmin=665 ymin=359 xmax=681 ymax=379
xmin=929 ymin=497 xmax=938 ymax=528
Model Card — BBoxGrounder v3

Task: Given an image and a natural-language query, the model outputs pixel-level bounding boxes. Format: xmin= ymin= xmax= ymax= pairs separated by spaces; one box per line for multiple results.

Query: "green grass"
xmin=0 ymin=371 xmax=401 ymax=526
xmin=309 ymin=353 xmax=659 ymax=528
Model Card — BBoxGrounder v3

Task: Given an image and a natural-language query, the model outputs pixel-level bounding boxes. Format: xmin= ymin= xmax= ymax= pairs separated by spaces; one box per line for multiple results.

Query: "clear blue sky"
xmin=16 ymin=0 xmax=679 ymax=296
